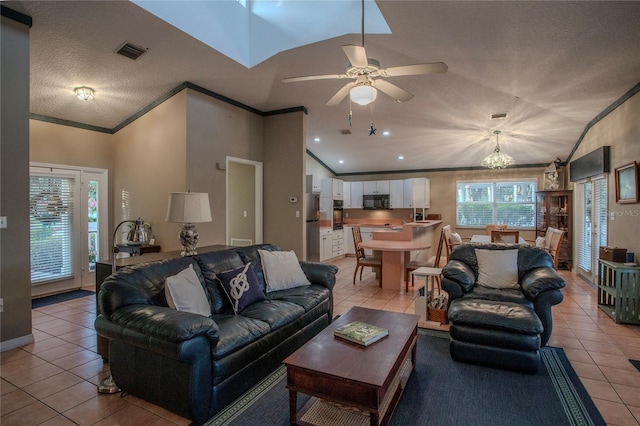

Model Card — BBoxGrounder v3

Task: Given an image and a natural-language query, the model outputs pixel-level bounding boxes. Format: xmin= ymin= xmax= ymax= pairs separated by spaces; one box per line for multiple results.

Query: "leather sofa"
xmin=95 ymin=244 xmax=336 ymax=424
xmin=441 ymin=244 xmax=565 ymax=373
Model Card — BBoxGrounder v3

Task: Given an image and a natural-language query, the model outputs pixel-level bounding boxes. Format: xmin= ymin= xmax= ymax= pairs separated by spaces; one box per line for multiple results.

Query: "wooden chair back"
xmin=352 ymin=226 xmax=365 ymax=259
xmin=486 ymin=224 xmax=507 ymax=235
xmin=490 ymin=230 xmax=520 ymax=243
xmin=433 ymin=227 xmax=447 ymax=267
xmin=442 ymin=225 xmax=455 ymax=260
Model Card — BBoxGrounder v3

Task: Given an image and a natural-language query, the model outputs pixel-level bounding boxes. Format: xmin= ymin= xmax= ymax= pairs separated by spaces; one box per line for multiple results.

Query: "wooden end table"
xmin=284 ymin=307 xmax=419 ymax=426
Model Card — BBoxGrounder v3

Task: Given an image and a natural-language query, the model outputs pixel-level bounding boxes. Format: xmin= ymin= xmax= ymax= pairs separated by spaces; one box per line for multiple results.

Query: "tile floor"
xmin=2 ymin=256 xmax=639 ymax=425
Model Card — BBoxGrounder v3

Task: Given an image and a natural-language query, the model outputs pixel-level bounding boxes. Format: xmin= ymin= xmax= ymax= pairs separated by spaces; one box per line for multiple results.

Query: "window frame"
xmin=456 ymin=179 xmax=537 ymax=230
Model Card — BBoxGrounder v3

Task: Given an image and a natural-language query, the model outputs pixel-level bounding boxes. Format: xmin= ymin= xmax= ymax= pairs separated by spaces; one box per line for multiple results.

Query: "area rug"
xmin=205 ymin=329 xmax=605 ymax=426
xmin=32 ymin=289 xmax=94 ymax=308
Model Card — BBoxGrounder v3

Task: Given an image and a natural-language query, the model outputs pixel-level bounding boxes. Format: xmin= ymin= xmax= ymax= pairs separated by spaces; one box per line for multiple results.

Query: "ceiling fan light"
xmin=350 ymin=85 xmax=377 ymax=106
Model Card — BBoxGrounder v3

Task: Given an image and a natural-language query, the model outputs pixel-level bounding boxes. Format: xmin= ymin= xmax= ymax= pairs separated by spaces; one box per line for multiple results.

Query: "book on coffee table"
xmin=334 ymin=321 xmax=389 ymax=346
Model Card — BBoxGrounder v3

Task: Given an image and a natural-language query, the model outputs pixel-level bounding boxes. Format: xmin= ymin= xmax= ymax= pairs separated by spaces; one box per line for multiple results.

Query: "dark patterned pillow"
xmin=216 ymin=263 xmax=265 ymax=314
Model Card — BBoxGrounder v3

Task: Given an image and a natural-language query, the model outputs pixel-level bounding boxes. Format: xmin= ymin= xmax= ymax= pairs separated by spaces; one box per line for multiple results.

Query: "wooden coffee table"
xmin=284 ymin=307 xmax=419 ymax=426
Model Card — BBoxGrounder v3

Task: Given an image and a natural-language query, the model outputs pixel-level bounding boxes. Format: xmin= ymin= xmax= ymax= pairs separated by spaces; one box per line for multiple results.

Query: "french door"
xmin=30 ymin=165 xmax=108 ymax=296
xmin=576 ymin=176 xmax=608 ymax=283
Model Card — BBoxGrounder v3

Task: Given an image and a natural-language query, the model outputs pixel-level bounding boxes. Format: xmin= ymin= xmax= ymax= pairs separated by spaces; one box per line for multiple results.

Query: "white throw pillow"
xmin=535 ymin=236 xmax=547 ymax=248
xmin=165 ymin=264 xmax=211 ymax=316
xmin=258 ymin=249 xmax=311 ymax=293
xmin=475 ymin=249 xmax=519 ymax=289
xmin=451 ymin=232 xmax=463 ymax=245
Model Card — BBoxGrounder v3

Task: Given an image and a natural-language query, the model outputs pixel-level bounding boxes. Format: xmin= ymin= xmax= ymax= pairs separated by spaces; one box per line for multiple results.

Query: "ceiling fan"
xmin=282 ymin=0 xmax=448 ymax=106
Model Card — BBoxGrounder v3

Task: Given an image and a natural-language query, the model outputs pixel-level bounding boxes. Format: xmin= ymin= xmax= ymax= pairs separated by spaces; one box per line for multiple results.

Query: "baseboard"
xmin=0 ymin=333 xmax=34 ymax=352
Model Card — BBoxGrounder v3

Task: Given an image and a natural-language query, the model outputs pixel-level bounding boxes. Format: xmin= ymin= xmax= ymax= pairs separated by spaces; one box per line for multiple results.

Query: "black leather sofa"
xmin=441 ymin=244 xmax=565 ymax=373
xmin=95 ymin=244 xmax=336 ymax=424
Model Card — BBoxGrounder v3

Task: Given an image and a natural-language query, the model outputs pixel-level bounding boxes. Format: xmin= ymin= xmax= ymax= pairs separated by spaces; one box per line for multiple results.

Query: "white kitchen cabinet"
xmin=332 ymin=229 xmax=345 ymax=257
xmin=350 ymin=182 xmax=364 ymax=208
xmin=403 ymin=178 xmax=430 ymax=208
xmin=305 ymin=175 xmax=321 ymax=194
xmin=363 ymin=180 xmax=390 ymax=195
xmin=389 ymin=180 xmax=404 ymax=208
xmin=320 ymin=228 xmax=333 ymax=261
xmin=342 ymin=182 xmax=352 ymax=208
xmin=322 ymin=178 xmax=343 ymax=199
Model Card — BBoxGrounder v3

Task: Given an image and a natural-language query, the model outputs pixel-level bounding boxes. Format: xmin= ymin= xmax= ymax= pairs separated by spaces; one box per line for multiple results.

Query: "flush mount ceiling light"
xmin=350 ymin=83 xmax=377 ymax=106
xmin=481 ymin=130 xmax=514 ymax=169
xmin=75 ymin=87 xmax=94 ymax=101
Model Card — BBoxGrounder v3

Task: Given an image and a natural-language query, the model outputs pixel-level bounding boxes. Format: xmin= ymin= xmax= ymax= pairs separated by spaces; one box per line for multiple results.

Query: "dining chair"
xmin=545 ymin=228 xmax=566 ymax=269
xmin=490 ymin=230 xmax=520 ymax=243
xmin=404 ymin=227 xmax=447 ymax=292
xmin=485 ymin=224 xmax=507 ymax=235
xmin=352 ymin=227 xmax=382 ymax=286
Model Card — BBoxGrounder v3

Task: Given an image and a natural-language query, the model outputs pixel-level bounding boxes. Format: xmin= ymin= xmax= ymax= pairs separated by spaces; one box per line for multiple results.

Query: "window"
xmin=456 ymin=180 xmax=536 ymax=229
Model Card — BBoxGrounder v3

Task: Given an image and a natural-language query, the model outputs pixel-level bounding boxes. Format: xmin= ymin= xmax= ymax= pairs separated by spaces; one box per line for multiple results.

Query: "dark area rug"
xmin=32 ymin=289 xmax=95 ymax=309
xmin=630 ymin=359 xmax=640 ymax=373
xmin=206 ymin=329 xmax=605 ymax=426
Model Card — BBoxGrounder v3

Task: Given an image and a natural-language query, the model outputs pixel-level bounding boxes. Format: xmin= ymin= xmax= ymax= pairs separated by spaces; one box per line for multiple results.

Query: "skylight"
xmin=132 ymin=0 xmax=391 ymax=68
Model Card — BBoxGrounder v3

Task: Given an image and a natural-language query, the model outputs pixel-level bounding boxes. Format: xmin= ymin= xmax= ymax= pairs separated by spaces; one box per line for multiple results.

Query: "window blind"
xmin=456 ymin=180 xmax=536 ymax=229
xmin=30 ymin=175 xmax=75 ymax=284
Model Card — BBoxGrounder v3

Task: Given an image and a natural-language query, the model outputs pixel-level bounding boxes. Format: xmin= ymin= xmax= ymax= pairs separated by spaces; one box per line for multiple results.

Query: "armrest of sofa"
xmin=300 ymin=261 xmax=338 ymax=291
xmin=441 ymin=260 xmax=476 ymax=299
xmin=97 ymin=304 xmax=220 ymax=345
xmin=520 ymin=267 xmax=565 ymax=300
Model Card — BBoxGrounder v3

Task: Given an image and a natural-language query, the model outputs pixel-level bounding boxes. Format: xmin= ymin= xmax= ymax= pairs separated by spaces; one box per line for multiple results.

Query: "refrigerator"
xmin=306 ymin=193 xmax=320 ymax=262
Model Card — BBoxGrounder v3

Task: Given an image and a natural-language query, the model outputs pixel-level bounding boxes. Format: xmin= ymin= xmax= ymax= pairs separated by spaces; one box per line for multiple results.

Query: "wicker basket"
xmin=428 ymin=307 xmax=449 ymax=324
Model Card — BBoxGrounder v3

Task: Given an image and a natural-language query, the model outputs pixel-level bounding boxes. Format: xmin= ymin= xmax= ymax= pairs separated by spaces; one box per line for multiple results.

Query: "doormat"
xmin=630 ymin=359 xmax=640 ymax=373
xmin=32 ymin=289 xmax=95 ymax=309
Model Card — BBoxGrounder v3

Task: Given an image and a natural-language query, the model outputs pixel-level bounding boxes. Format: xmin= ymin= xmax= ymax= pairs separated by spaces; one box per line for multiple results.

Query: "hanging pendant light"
xmin=481 ymin=130 xmax=514 ymax=169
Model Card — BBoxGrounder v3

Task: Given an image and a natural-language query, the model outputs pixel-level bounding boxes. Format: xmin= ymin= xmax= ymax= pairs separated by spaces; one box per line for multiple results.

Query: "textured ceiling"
xmin=6 ymin=1 xmax=640 ymax=174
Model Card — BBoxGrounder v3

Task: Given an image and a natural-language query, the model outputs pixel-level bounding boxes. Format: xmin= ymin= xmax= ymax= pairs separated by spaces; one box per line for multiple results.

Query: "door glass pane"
xmin=30 ymin=175 xmax=75 ymax=283
xmin=88 ymin=179 xmax=99 ymax=272
xmin=578 ymin=183 xmax=592 ymax=272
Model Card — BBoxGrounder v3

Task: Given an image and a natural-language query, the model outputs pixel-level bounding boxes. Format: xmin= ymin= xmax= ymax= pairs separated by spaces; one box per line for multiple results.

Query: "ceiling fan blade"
xmin=326 ymin=83 xmax=354 ymax=106
xmin=381 ymin=62 xmax=448 ymax=77
xmin=282 ymin=73 xmax=346 ymax=83
xmin=342 ymin=45 xmax=368 ymax=68
xmin=374 ymin=80 xmax=414 ymax=103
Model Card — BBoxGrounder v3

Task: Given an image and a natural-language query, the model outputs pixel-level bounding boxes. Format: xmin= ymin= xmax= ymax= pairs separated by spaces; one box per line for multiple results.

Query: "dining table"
xmin=358 ymin=239 xmax=431 ymax=290
xmin=470 ymin=235 xmax=529 ymax=245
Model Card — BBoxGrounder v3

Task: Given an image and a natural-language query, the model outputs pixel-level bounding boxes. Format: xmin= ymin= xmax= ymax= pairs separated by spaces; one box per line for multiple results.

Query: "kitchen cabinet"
xmin=332 ymin=229 xmax=345 ymax=258
xmin=320 ymin=228 xmax=333 ymax=261
xmin=305 ymin=175 xmax=321 ymax=194
xmin=342 ymin=182 xmax=352 ymax=208
xmin=363 ymin=180 xmax=390 ymax=195
xmin=403 ymin=178 xmax=430 ymax=208
xmin=536 ymin=190 xmax=572 ymax=269
xmin=322 ymin=178 xmax=343 ymax=199
xmin=389 ymin=180 xmax=404 ymax=208
xmin=349 ymin=182 xmax=364 ymax=208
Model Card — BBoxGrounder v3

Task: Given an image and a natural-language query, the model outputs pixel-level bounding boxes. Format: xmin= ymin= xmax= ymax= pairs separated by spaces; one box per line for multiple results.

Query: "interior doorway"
xmin=226 ymin=157 xmax=263 ymax=247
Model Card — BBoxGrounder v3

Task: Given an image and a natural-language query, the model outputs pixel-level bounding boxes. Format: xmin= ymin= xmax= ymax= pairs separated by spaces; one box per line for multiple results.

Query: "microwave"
xmin=363 ymin=194 xmax=390 ymax=210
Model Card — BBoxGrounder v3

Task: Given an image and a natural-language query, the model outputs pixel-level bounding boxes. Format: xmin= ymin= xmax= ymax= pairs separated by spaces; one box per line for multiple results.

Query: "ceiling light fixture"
xmin=481 ymin=130 xmax=514 ymax=169
xmin=75 ymin=86 xmax=94 ymax=101
xmin=350 ymin=84 xmax=377 ymax=106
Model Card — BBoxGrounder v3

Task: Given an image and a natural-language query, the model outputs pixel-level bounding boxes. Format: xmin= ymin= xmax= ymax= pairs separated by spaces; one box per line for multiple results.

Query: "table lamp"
xmin=166 ymin=191 xmax=212 ymax=256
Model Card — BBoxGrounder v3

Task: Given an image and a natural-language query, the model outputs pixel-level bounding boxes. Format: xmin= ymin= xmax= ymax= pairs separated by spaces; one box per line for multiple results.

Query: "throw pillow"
xmin=258 ymin=249 xmax=311 ymax=293
xmin=475 ymin=249 xmax=519 ymax=289
xmin=451 ymin=232 xmax=463 ymax=245
xmin=535 ymin=236 xmax=547 ymax=248
xmin=165 ymin=264 xmax=211 ymax=317
xmin=216 ymin=263 xmax=265 ymax=314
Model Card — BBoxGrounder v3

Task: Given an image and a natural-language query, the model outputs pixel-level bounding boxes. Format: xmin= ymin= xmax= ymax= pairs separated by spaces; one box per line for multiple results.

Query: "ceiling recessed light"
xmin=314 ymin=137 xmax=321 ymax=142
xmin=339 ymin=160 xmax=344 ymax=164
xmin=383 ymin=131 xmax=390 ymax=136
xmin=398 ymin=156 xmax=404 ymax=160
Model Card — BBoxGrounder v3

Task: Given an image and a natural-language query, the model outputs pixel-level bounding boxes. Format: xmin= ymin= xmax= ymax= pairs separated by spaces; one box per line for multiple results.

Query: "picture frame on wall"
xmin=614 ymin=161 xmax=639 ymax=204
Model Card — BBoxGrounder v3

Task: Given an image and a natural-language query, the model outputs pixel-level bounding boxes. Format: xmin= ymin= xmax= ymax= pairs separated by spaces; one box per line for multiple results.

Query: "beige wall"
xmin=1 ymin=16 xmax=33 ymax=348
xmin=185 ymin=89 xmax=264 ymax=248
xmin=264 ymin=111 xmax=306 ymax=257
xmin=568 ymin=90 xmax=640 ymax=264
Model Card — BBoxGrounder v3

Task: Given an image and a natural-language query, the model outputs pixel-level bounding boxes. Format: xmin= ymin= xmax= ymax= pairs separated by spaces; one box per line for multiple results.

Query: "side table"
xmin=115 ymin=244 xmax=161 ymax=256
xmin=597 ymin=259 xmax=640 ymax=324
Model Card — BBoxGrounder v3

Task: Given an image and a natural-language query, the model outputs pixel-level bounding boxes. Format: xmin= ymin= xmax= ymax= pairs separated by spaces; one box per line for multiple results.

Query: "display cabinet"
xmin=598 ymin=259 xmax=640 ymax=324
xmin=535 ymin=190 xmax=572 ymax=269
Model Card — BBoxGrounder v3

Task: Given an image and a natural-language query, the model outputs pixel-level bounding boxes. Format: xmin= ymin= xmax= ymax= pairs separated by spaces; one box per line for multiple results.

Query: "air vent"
xmin=490 ymin=112 xmax=508 ymax=120
xmin=116 ymin=42 xmax=147 ymax=60
xmin=341 ymin=129 xmax=352 ymax=135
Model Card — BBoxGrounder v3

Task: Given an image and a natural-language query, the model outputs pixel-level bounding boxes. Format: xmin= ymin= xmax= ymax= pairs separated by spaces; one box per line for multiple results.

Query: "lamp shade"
xmin=166 ymin=192 xmax=212 ymax=223
xmin=350 ymin=85 xmax=377 ymax=106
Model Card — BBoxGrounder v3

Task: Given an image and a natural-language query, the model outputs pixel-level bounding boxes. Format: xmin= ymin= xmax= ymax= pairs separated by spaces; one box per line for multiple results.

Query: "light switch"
xmin=296 ymin=211 xmax=300 ymax=218
xmin=243 ymin=211 xmax=248 ymax=217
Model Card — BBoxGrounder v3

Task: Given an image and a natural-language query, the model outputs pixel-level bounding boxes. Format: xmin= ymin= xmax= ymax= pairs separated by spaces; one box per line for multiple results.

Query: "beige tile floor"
xmin=2 ymin=256 xmax=639 ymax=425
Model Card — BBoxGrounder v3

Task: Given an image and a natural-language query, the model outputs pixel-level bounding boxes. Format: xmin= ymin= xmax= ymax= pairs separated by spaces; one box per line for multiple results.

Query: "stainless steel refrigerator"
xmin=306 ymin=193 xmax=320 ymax=262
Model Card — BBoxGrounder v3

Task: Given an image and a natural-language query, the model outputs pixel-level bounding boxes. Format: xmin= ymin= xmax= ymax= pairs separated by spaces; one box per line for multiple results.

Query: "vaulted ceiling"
xmin=6 ymin=1 xmax=640 ymax=174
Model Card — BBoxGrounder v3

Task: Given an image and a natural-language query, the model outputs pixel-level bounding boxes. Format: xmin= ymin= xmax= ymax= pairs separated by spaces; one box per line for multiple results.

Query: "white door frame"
xmin=225 ymin=157 xmax=263 ymax=246
xmin=575 ymin=175 xmax=608 ymax=283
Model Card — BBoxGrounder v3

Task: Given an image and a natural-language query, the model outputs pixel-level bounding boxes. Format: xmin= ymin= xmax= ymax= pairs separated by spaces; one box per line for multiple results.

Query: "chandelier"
xmin=481 ymin=130 xmax=514 ymax=169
